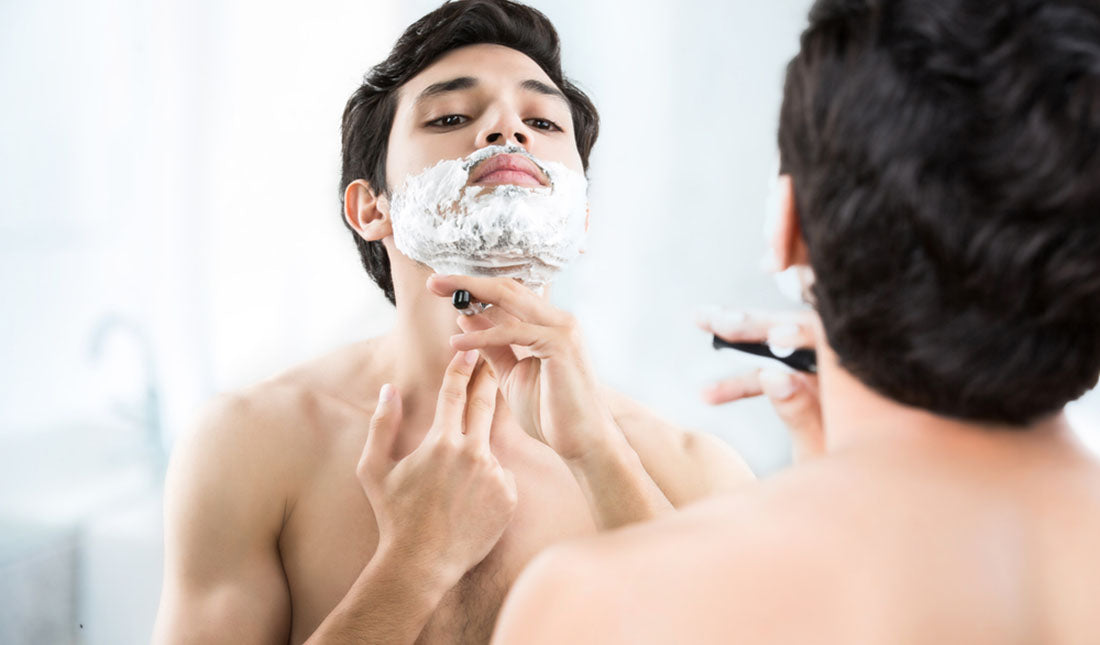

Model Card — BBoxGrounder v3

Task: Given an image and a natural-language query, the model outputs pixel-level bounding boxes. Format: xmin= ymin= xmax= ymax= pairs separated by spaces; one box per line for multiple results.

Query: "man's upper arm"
xmin=153 ymin=394 xmax=294 ymax=645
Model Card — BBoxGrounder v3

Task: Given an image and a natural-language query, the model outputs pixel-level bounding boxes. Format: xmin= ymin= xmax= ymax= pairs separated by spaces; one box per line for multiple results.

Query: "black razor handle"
xmin=711 ymin=336 xmax=817 ymax=373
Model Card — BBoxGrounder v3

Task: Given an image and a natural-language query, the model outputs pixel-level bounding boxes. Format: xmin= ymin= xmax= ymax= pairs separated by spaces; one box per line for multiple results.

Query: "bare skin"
xmin=495 ymin=410 xmax=1100 ymax=644
xmin=151 ymin=44 xmax=752 ymax=645
xmin=492 ymin=176 xmax=1100 ymax=644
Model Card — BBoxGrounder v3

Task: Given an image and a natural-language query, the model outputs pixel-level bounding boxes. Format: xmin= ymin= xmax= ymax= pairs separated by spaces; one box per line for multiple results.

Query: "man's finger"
xmin=695 ymin=307 xmax=815 ymax=348
xmin=759 ymin=369 xmax=825 ymax=460
xmin=450 ymin=321 xmax=549 ymax=356
xmin=456 ymin=314 xmax=519 ymax=380
xmin=361 ymin=383 xmax=404 ymax=477
xmin=428 ymin=274 xmax=566 ymax=327
xmin=702 ymin=371 xmax=765 ymax=405
xmin=433 ymin=350 xmax=480 ymax=435
xmin=464 ymin=361 xmax=499 ymax=447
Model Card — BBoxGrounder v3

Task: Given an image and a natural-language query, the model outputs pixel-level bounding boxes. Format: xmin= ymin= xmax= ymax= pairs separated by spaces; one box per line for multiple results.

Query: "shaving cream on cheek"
xmin=388 ymin=144 xmax=588 ymax=289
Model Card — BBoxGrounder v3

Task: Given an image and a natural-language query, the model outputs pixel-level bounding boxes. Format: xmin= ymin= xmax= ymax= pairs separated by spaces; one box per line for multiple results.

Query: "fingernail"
xmin=462 ymin=349 xmax=478 ymax=365
xmin=378 ymin=383 xmax=394 ymax=405
xmin=767 ymin=324 xmax=802 ymax=358
xmin=759 ymin=370 xmax=797 ymax=401
xmin=765 ymin=323 xmax=800 ymax=350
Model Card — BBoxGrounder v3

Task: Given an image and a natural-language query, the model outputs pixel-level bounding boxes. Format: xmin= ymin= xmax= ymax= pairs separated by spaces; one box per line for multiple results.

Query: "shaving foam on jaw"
xmin=388 ymin=144 xmax=588 ymax=289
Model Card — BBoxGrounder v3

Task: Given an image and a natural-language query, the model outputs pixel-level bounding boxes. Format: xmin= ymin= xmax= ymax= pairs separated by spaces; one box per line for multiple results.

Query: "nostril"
xmin=514 ymin=132 xmax=527 ymax=145
xmin=487 ymin=132 xmax=502 ymax=143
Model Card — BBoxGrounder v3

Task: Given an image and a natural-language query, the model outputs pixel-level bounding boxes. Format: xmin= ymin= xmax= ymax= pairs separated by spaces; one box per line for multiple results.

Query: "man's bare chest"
xmin=278 ymin=426 xmax=597 ymax=644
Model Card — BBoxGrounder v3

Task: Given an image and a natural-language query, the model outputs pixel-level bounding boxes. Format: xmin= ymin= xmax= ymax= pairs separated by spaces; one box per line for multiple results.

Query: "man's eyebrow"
xmin=520 ymin=79 xmax=568 ymax=103
xmin=415 ymin=76 xmax=478 ymax=105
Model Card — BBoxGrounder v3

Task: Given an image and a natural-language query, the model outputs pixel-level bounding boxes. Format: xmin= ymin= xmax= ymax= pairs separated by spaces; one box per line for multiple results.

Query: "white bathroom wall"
xmin=1 ymin=1 xmax=405 ymax=643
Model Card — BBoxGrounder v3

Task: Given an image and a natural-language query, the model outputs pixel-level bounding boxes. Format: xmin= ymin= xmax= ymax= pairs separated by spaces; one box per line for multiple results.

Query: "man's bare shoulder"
xmin=492 ymin=460 xmax=868 ymax=645
xmin=169 ymin=337 xmax=392 ymax=513
xmin=207 ymin=336 xmax=390 ymax=434
xmin=497 ymin=436 xmax=1100 ymax=644
xmin=262 ymin=336 xmax=392 ymax=406
xmin=157 ymin=340 xmax=394 ymax=645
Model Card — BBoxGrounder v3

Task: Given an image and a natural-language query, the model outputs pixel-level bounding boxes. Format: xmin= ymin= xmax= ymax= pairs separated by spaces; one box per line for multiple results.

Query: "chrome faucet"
xmin=88 ymin=314 xmax=167 ymax=485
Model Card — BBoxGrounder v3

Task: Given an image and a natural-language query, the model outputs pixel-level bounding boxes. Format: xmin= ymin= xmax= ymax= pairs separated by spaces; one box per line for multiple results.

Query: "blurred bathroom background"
xmin=2 ymin=0 xmax=1098 ymax=642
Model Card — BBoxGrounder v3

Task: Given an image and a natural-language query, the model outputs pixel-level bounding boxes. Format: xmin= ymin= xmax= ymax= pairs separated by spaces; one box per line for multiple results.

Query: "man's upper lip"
xmin=469 ymin=153 xmax=549 ymax=186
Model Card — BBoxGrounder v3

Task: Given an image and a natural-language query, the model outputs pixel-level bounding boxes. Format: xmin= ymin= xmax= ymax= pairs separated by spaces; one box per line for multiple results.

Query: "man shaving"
xmin=152 ymin=1 xmax=751 ymax=644
xmin=493 ymin=0 xmax=1100 ymax=642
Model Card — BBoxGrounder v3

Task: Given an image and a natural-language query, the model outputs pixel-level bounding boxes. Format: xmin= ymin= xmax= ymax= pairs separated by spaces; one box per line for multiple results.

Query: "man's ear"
xmin=769 ymin=174 xmax=811 ymax=271
xmin=344 ymin=179 xmax=392 ymax=241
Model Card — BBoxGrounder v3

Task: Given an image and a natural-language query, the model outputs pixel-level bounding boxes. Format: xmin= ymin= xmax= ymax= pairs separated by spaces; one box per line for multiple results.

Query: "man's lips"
xmin=469 ymin=153 xmax=548 ymax=188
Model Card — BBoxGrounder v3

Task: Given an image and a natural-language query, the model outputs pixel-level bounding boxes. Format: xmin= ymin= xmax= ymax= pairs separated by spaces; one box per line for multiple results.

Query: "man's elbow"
xmin=681 ymin=430 xmax=756 ymax=492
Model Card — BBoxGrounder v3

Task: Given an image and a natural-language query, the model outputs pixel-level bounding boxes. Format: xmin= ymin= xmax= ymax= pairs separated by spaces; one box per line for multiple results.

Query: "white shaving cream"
xmin=388 ymin=144 xmax=588 ymax=289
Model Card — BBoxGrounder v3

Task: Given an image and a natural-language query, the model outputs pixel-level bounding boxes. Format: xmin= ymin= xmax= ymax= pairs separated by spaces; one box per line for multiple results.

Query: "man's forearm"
xmin=566 ymin=423 xmax=673 ymax=529
xmin=305 ymin=546 xmax=454 ymax=645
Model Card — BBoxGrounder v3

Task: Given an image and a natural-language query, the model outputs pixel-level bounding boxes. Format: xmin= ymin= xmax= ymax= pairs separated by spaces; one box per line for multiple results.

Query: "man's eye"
xmin=525 ymin=118 xmax=562 ymax=132
xmin=427 ymin=115 xmax=468 ymax=128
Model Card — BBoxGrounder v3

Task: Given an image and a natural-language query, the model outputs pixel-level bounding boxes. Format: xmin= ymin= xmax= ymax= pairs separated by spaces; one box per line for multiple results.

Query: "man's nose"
xmin=486 ymin=131 xmax=526 ymax=146
xmin=477 ymin=112 xmax=529 ymax=148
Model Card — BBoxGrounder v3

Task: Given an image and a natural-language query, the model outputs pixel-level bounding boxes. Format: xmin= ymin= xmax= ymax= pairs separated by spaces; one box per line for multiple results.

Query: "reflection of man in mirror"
xmin=494 ymin=0 xmax=1100 ymax=642
xmin=152 ymin=1 xmax=754 ymax=643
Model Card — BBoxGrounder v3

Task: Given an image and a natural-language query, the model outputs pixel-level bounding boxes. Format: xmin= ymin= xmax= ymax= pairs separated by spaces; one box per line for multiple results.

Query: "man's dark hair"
xmin=779 ymin=0 xmax=1100 ymax=426
xmin=339 ymin=0 xmax=599 ymax=304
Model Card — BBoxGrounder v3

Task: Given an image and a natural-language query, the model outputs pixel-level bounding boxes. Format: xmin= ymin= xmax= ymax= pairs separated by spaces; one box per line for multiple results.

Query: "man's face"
xmin=385 ymin=43 xmax=584 ymax=194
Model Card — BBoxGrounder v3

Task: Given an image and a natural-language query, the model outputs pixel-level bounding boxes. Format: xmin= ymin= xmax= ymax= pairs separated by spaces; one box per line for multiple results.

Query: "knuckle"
xmin=460 ymin=446 xmax=483 ymax=465
xmin=442 ymin=433 xmax=463 ymax=452
xmin=447 ymin=365 xmax=473 ymax=382
xmin=368 ymin=413 xmax=389 ymax=433
xmin=447 ymin=358 xmax=474 ymax=378
xmin=501 ymin=480 xmax=519 ymax=504
xmin=439 ymin=387 xmax=466 ymax=406
xmin=468 ymin=395 xmax=495 ymax=416
xmin=355 ymin=457 xmax=377 ymax=485
xmin=430 ymin=433 xmax=460 ymax=456
xmin=504 ymin=279 xmax=523 ymax=298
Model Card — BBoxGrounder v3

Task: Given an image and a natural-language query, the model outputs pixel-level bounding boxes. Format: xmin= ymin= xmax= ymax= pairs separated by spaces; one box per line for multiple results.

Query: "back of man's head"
xmin=778 ymin=0 xmax=1100 ymax=426
xmin=339 ymin=0 xmax=598 ymax=304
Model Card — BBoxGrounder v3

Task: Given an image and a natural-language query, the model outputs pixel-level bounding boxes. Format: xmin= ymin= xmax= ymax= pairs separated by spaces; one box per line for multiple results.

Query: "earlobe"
xmin=344 ymin=179 xmax=393 ymax=242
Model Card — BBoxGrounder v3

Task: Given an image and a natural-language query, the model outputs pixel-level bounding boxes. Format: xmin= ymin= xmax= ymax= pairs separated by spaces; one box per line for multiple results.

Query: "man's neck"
xmin=816 ymin=340 xmax=1076 ymax=454
xmin=385 ymin=265 xmax=464 ymax=416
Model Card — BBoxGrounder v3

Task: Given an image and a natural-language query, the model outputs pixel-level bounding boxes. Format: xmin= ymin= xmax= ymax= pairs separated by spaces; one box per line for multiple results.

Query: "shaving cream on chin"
xmin=387 ymin=144 xmax=588 ymax=289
